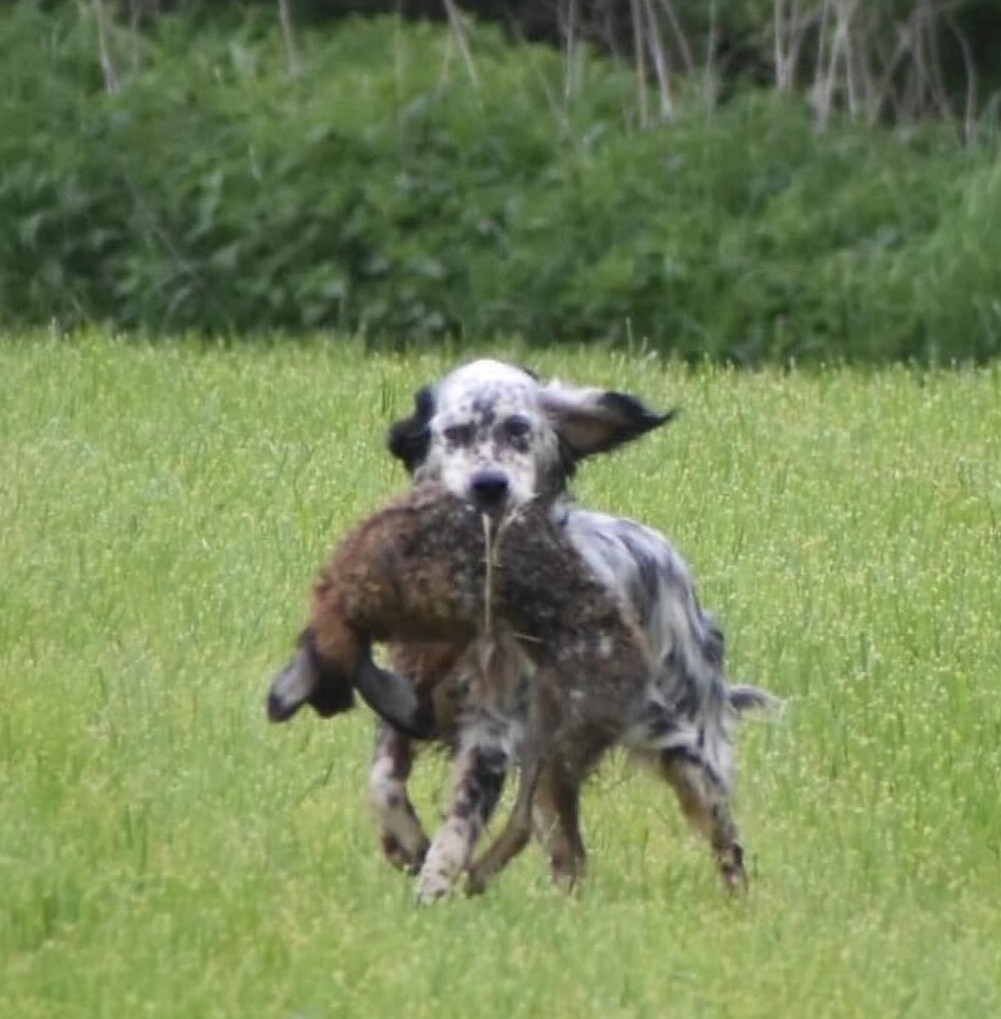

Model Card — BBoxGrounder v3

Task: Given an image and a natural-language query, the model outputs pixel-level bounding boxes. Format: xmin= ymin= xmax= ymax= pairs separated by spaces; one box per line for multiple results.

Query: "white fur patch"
xmin=416 ymin=817 xmax=476 ymax=903
xmin=368 ymin=753 xmax=426 ymax=861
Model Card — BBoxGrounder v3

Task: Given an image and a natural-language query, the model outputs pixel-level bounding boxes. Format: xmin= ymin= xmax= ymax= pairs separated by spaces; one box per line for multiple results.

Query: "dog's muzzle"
xmin=470 ymin=470 xmax=510 ymax=513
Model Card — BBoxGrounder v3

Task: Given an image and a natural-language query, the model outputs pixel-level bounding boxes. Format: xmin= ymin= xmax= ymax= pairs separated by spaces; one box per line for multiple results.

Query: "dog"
xmin=267 ymin=484 xmax=654 ymax=895
xmin=369 ymin=359 xmax=776 ymax=901
xmin=266 ymin=482 xmax=772 ymax=899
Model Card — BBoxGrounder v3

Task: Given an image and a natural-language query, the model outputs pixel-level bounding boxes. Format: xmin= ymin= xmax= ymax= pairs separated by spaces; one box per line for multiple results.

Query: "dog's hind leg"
xmin=369 ymin=722 xmax=429 ymax=874
xmin=531 ymin=758 xmax=589 ymax=890
xmin=659 ymin=750 xmax=746 ymax=891
xmin=465 ymin=754 xmax=542 ymax=896
xmin=466 ymin=676 xmax=581 ymax=897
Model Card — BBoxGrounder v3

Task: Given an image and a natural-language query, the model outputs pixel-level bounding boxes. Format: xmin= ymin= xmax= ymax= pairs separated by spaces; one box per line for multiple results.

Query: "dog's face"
xmin=388 ymin=359 xmax=674 ymax=513
xmin=424 ymin=361 xmax=557 ymax=510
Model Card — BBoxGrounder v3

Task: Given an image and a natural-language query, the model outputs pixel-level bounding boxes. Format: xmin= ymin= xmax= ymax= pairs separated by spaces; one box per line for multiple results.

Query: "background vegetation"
xmin=2 ymin=334 xmax=1000 ymax=1017
xmin=75 ymin=0 xmax=1001 ymax=129
xmin=3 ymin=2 xmax=1001 ymax=360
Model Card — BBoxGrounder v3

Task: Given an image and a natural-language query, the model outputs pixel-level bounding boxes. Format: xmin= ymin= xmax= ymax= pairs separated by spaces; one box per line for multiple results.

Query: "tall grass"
xmin=1 ymin=333 xmax=999 ymax=1018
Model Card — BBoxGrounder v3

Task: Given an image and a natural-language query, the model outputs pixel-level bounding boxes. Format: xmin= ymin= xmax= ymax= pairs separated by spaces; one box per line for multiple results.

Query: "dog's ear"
xmin=541 ymin=383 xmax=676 ymax=462
xmin=387 ymin=385 xmax=436 ymax=474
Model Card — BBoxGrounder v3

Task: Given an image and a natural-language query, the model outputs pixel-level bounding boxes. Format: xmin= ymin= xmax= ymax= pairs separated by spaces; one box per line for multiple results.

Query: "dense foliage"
xmin=86 ymin=0 xmax=1001 ymax=125
xmin=2 ymin=4 xmax=1000 ymax=361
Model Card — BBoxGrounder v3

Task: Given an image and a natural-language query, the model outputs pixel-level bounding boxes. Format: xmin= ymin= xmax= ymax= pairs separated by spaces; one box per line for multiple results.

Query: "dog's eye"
xmin=443 ymin=423 xmax=475 ymax=446
xmin=501 ymin=417 xmax=532 ymax=443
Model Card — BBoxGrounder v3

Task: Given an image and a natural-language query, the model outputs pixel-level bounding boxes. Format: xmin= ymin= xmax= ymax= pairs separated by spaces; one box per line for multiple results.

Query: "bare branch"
xmin=442 ymin=0 xmax=480 ymax=89
xmin=774 ymin=0 xmax=815 ymax=93
xmin=277 ymin=0 xmax=303 ymax=78
xmin=811 ymin=0 xmax=834 ymax=129
xmin=629 ymin=0 xmax=649 ymax=127
xmin=654 ymin=0 xmax=694 ymax=76
xmin=496 ymin=4 xmax=575 ymax=140
xmin=559 ymin=0 xmax=581 ymax=105
xmin=92 ymin=0 xmax=119 ymax=94
xmin=774 ymin=0 xmax=788 ymax=90
xmin=920 ymin=0 xmax=955 ymax=123
xmin=129 ymin=0 xmax=141 ymax=72
xmin=642 ymin=0 xmax=673 ymax=120
xmin=945 ymin=11 xmax=978 ymax=147
xmin=839 ymin=0 xmax=858 ymax=121
xmin=703 ymin=0 xmax=718 ymax=117
xmin=867 ymin=19 xmax=910 ymax=125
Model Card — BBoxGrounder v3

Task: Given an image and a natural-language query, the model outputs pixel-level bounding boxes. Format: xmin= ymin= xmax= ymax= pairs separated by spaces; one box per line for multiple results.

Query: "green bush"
xmin=1 ymin=4 xmax=999 ymax=362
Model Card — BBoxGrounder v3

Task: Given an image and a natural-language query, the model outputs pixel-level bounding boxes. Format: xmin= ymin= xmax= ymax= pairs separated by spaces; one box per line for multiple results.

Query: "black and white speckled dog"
xmin=368 ymin=359 xmax=777 ymax=901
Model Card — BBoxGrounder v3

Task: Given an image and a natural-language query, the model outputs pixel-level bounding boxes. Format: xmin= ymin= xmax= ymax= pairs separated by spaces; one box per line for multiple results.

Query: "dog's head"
xmin=388 ymin=359 xmax=674 ymax=513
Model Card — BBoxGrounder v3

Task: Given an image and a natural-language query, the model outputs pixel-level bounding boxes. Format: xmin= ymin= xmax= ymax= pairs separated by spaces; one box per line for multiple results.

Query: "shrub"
xmin=0 ymin=4 xmax=998 ymax=362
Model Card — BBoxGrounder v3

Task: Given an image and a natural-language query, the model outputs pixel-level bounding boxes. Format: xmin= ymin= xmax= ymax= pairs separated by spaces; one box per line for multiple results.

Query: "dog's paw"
xmin=719 ymin=843 xmax=748 ymax=894
xmin=464 ymin=865 xmax=488 ymax=898
xmin=416 ymin=867 xmax=457 ymax=904
xmin=381 ymin=834 xmax=429 ymax=875
xmin=415 ymin=818 xmax=472 ymax=904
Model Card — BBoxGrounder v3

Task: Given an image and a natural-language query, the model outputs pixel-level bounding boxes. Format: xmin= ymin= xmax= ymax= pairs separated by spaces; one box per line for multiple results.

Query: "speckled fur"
xmin=371 ymin=360 xmax=775 ymax=900
xmin=270 ymin=482 xmax=763 ymax=899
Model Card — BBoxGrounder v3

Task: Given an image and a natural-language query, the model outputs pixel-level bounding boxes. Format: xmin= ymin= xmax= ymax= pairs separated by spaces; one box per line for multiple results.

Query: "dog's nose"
xmin=470 ymin=470 xmax=510 ymax=509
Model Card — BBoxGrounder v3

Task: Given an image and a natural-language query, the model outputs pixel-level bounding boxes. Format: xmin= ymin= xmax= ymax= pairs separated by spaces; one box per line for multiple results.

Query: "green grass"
xmin=1 ymin=333 xmax=999 ymax=1018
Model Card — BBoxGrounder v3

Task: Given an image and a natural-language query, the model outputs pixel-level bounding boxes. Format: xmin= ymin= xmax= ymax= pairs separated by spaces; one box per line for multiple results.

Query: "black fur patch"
xmin=387 ymin=386 xmax=436 ymax=473
xmin=462 ymin=747 xmax=508 ymax=823
xmin=301 ymin=629 xmax=356 ymax=717
xmin=595 ymin=392 xmax=678 ymax=451
xmin=556 ymin=392 xmax=677 ymax=471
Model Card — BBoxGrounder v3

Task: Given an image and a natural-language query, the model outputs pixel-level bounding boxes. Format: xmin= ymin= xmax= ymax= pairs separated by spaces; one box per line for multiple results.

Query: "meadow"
xmin=1 ymin=333 xmax=999 ymax=1018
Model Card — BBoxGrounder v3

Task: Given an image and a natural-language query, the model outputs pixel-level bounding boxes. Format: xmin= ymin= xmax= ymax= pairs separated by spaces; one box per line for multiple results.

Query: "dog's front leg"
xmin=369 ymin=722 xmax=429 ymax=874
xmin=416 ymin=735 xmax=508 ymax=903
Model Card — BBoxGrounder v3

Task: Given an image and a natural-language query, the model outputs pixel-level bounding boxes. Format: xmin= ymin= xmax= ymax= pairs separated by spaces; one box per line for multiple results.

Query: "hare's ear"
xmin=540 ymin=383 xmax=676 ymax=463
xmin=354 ymin=655 xmax=439 ymax=740
xmin=387 ymin=385 xmax=436 ymax=474
xmin=266 ymin=629 xmax=355 ymax=723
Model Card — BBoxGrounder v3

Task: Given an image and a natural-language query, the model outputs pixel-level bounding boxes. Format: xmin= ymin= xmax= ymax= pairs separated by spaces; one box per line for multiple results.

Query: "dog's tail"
xmin=728 ymin=683 xmax=785 ymax=719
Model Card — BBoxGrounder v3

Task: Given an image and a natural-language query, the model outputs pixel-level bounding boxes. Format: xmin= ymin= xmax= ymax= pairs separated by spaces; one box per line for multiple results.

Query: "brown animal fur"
xmin=268 ymin=483 xmax=657 ymax=893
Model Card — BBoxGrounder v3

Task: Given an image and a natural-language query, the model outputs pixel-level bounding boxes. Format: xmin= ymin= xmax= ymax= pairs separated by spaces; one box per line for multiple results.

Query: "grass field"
xmin=1 ymin=334 xmax=999 ymax=1018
